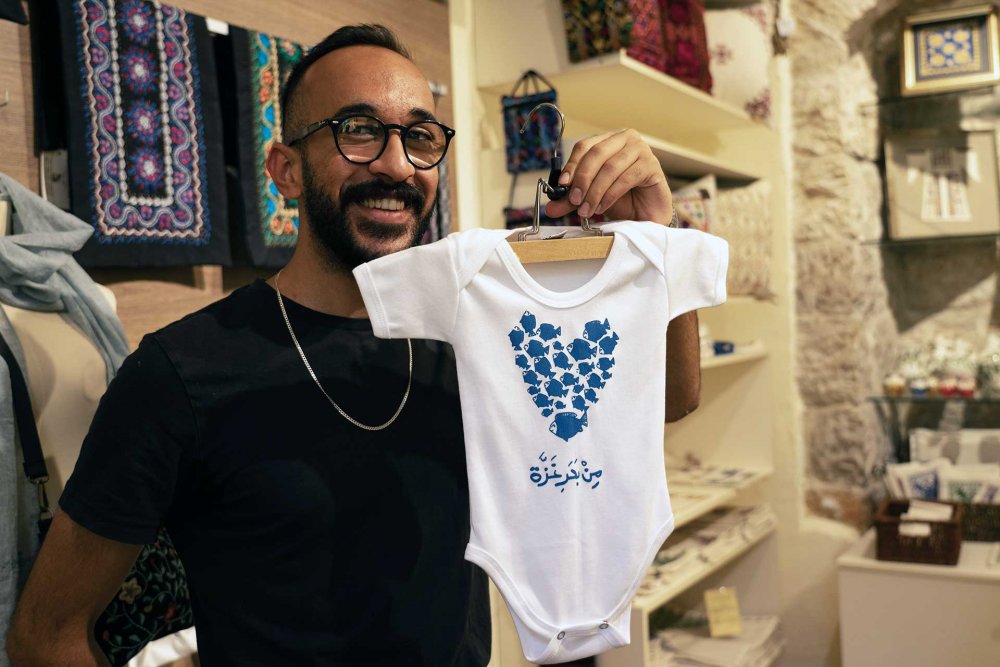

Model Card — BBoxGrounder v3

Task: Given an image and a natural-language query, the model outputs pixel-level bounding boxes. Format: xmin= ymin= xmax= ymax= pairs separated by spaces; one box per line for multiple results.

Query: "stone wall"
xmin=792 ymin=0 xmax=1000 ymax=528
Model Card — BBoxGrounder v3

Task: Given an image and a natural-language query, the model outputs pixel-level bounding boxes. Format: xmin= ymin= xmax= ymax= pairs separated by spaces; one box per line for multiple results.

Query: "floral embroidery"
xmin=77 ymin=0 xmax=211 ymax=243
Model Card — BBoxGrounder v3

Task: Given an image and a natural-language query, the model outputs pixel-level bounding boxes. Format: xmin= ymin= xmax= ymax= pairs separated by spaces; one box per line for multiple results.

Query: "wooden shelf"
xmin=634 ymin=523 xmax=777 ymax=613
xmin=670 ymin=486 xmax=738 ymax=529
xmin=643 ymin=132 xmax=761 ymax=181
xmin=561 ymin=129 xmax=761 ymax=182
xmin=702 ymin=341 xmax=768 ymax=370
xmin=670 ymin=468 xmax=772 ymax=529
xmin=482 ymin=50 xmax=769 ymax=143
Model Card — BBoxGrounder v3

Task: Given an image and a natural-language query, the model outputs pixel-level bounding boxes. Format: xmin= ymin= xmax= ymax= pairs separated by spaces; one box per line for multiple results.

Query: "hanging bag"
xmin=2 ymin=331 xmax=193 ymax=666
xmin=502 ymin=70 xmax=560 ymax=174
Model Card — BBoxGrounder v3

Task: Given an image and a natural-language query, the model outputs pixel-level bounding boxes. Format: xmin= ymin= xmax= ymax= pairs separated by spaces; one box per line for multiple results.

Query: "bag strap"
xmin=0 ymin=330 xmax=52 ymax=539
xmin=509 ymin=69 xmax=556 ymax=98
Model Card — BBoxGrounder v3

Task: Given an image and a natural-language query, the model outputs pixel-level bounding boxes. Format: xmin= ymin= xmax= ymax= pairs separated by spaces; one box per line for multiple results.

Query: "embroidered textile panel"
xmin=57 ymin=0 xmax=229 ymax=267
xmin=224 ymin=27 xmax=306 ymax=268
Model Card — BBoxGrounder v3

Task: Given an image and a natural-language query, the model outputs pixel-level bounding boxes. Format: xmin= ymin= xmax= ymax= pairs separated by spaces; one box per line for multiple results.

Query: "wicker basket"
xmin=962 ymin=503 xmax=1000 ymax=542
xmin=874 ymin=500 xmax=963 ymax=566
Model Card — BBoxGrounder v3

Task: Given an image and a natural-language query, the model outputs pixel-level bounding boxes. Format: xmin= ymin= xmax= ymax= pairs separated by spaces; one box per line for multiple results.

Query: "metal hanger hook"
xmin=519 ymin=102 xmax=564 ymax=159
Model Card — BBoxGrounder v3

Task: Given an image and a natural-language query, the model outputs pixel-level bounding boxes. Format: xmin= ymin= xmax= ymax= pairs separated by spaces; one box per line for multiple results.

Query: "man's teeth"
xmin=361 ymin=198 xmax=406 ymax=211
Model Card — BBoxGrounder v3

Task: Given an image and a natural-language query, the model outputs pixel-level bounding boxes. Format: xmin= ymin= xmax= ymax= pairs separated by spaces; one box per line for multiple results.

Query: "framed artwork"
xmin=884 ymin=130 xmax=1000 ymax=240
xmin=902 ymin=5 xmax=1000 ymax=96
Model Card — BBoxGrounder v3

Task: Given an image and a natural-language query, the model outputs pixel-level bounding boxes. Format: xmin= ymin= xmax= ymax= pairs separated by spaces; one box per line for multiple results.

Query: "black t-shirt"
xmin=60 ymin=279 xmax=491 ymax=666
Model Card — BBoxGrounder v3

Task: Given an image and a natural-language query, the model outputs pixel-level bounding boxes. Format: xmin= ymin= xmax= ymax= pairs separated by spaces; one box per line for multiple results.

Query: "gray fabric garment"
xmin=0 ymin=313 xmax=40 ymax=667
xmin=0 ymin=172 xmax=129 ymax=664
xmin=0 ymin=172 xmax=129 ymax=383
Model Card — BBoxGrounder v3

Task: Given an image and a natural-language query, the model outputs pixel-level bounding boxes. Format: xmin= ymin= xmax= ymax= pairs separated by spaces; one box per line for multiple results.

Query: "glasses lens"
xmin=405 ymin=122 xmax=448 ymax=168
xmin=335 ymin=117 xmax=386 ymax=163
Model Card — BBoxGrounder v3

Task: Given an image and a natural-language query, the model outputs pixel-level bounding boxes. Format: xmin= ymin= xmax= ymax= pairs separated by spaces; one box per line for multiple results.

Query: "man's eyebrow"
xmin=331 ymin=102 xmax=378 ymax=118
xmin=329 ymin=103 xmax=438 ymax=123
xmin=409 ymin=107 xmax=437 ymax=122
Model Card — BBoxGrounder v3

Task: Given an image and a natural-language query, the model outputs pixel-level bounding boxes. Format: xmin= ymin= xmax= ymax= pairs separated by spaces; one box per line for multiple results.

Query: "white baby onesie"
xmin=354 ymin=221 xmax=728 ymax=663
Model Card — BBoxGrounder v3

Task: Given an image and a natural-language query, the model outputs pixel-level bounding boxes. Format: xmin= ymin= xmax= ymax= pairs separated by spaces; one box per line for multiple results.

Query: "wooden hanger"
xmin=506 ymin=101 xmax=614 ymax=264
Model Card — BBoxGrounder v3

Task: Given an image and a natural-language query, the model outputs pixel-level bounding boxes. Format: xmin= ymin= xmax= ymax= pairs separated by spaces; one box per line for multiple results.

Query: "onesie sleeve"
xmin=353 ymin=235 xmax=461 ymax=342
xmin=664 ymin=228 xmax=729 ymax=321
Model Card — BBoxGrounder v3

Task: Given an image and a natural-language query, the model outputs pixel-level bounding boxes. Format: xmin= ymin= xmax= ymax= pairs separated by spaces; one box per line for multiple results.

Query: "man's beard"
xmin=300 ymin=158 xmax=434 ymax=270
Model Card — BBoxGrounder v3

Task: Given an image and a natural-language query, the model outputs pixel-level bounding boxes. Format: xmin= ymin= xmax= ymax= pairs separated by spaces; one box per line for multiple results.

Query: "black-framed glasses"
xmin=285 ymin=114 xmax=455 ymax=169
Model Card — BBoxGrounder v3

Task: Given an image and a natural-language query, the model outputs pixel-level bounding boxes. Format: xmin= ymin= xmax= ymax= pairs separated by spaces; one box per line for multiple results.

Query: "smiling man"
xmin=8 ymin=23 xmax=700 ymax=667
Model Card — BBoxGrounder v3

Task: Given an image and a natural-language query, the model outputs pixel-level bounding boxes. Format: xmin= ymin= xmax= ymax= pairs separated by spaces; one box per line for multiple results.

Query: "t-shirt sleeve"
xmin=58 ymin=336 xmax=197 ymax=544
xmin=352 ymin=235 xmax=461 ymax=342
xmin=664 ymin=228 xmax=729 ymax=321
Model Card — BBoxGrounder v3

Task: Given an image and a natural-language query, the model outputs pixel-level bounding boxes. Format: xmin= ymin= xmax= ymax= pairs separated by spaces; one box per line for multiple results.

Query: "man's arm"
xmin=543 ymin=128 xmax=703 ymax=421
xmin=6 ymin=509 xmax=141 ymax=667
xmin=665 ymin=311 xmax=700 ymax=422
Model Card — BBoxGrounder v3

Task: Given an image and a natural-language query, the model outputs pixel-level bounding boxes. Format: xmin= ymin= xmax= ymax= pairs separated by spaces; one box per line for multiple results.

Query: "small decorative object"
xmin=562 ymin=0 xmax=633 ymax=63
xmin=704 ymin=1 xmax=773 ymax=122
xmin=939 ymin=375 xmax=959 ymax=397
xmin=627 ymin=0 xmax=669 ymax=71
xmin=659 ymin=0 xmax=713 ymax=92
xmin=884 ymin=130 xmax=1000 ymax=240
xmin=957 ymin=376 xmax=977 ymax=398
xmin=712 ymin=180 xmax=773 ymax=299
xmin=713 ymin=341 xmax=735 ymax=355
xmin=910 ymin=378 xmax=929 ymax=398
xmin=671 ymin=174 xmax=716 ymax=232
xmin=884 ymin=373 xmax=906 ymax=397
xmin=901 ymin=5 xmax=1000 ymax=97
xmin=926 ymin=376 xmax=941 ymax=398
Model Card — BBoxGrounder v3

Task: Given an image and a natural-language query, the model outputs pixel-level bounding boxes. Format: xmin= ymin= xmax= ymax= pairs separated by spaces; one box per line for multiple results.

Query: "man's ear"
xmin=266 ymin=143 xmax=304 ymax=201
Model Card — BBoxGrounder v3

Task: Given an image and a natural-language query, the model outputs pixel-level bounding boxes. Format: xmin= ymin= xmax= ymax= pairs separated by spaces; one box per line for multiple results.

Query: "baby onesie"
xmin=353 ymin=221 xmax=728 ymax=663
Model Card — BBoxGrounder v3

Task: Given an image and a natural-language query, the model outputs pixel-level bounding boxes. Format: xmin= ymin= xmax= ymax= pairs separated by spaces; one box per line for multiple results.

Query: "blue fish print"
xmin=599 ymin=332 xmax=620 ymax=354
xmin=534 ymin=357 xmax=555 ymax=378
xmin=526 ymin=339 xmax=549 ymax=358
xmin=553 ymin=351 xmax=573 ymax=370
xmin=510 ymin=310 xmax=619 ymax=441
xmin=584 ymin=318 xmax=611 ymax=341
xmin=522 ymin=370 xmax=541 ymax=386
xmin=520 ymin=311 xmax=537 ymax=335
xmin=568 ymin=338 xmax=596 ymax=361
xmin=539 ymin=323 xmax=562 ymax=341
xmin=549 ymin=411 xmax=588 ymax=442
xmin=545 ymin=379 xmax=569 ymax=397
xmin=508 ymin=327 xmax=525 ymax=350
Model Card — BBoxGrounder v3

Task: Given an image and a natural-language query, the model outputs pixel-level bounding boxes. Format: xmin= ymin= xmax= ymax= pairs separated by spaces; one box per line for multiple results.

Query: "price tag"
xmin=704 ymin=586 xmax=742 ymax=638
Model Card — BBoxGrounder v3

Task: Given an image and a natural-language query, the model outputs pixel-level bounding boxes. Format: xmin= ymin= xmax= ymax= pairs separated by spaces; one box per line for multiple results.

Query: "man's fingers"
xmin=560 ymin=130 xmax=622 ymax=194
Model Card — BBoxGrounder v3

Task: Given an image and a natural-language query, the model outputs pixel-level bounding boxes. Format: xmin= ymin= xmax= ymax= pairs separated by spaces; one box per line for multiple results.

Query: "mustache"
xmin=341 ymin=180 xmax=425 ymax=211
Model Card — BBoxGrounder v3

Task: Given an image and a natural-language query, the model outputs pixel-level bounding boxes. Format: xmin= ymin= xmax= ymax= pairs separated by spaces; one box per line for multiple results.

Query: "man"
xmin=7 ymin=23 xmax=700 ymax=667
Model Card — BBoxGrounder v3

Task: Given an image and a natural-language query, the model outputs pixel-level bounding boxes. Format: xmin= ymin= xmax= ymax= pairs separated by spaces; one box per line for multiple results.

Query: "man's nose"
xmin=368 ymin=129 xmax=415 ymax=183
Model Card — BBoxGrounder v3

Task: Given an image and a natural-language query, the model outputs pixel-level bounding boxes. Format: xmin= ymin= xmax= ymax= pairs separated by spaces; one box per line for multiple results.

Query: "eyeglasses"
xmin=285 ymin=114 xmax=456 ymax=170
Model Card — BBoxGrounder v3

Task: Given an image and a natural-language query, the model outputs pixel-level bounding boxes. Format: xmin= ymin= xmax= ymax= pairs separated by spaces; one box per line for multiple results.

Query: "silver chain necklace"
xmin=274 ymin=270 xmax=412 ymax=431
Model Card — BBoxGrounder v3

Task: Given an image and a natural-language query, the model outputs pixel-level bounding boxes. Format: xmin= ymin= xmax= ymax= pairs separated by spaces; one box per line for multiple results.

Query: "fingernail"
xmin=570 ymin=188 xmax=583 ymax=205
xmin=558 ymin=171 xmax=571 ymax=185
xmin=578 ymin=202 xmax=592 ymax=218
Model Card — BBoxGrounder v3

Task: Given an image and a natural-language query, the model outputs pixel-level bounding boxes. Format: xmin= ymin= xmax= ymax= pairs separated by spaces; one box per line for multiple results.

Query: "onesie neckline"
xmin=496 ymin=231 xmax=629 ymax=308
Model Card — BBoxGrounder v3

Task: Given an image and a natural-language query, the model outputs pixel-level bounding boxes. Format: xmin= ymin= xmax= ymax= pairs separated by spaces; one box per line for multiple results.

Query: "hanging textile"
xmin=34 ymin=0 xmax=230 ymax=267
xmin=222 ymin=27 xmax=307 ymax=267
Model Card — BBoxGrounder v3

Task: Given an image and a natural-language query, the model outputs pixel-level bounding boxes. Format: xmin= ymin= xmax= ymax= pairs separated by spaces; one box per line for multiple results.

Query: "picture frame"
xmin=901 ymin=4 xmax=1000 ymax=97
xmin=884 ymin=130 xmax=1000 ymax=240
